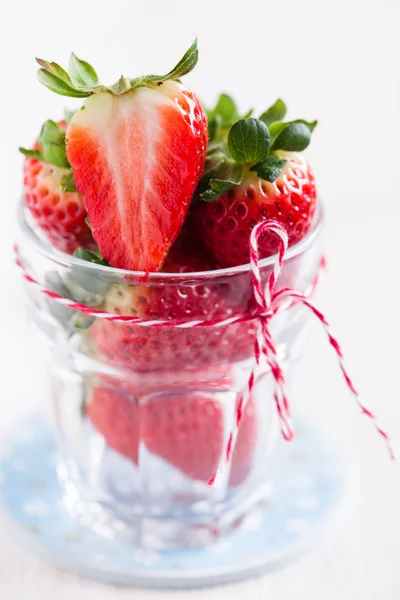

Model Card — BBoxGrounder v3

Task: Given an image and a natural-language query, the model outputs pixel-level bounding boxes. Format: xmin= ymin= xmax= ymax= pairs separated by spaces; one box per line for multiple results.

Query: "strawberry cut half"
xmin=33 ymin=40 xmax=207 ymax=271
xmin=66 ymin=84 xmax=206 ymax=272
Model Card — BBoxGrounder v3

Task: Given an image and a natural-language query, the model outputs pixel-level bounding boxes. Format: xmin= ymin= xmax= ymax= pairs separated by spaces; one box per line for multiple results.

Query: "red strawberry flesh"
xmin=67 ymin=84 xmax=207 ymax=272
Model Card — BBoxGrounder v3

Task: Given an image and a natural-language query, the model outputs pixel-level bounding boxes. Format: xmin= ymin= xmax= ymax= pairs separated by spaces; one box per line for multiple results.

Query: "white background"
xmin=1 ymin=0 xmax=400 ymax=597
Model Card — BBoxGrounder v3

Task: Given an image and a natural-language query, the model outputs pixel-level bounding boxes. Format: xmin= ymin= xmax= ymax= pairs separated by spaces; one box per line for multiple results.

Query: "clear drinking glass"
xmin=16 ymin=201 xmax=324 ymax=550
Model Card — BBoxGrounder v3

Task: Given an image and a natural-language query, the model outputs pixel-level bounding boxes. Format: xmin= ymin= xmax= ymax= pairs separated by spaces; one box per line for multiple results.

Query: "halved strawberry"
xmin=34 ymin=42 xmax=207 ymax=271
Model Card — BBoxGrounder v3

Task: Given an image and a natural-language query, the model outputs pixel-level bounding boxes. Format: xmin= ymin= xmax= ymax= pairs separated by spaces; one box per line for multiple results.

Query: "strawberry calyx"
xmin=198 ymin=96 xmax=317 ymax=201
xmin=45 ymin=246 xmax=110 ymax=333
xmin=74 ymin=247 xmax=109 ymax=266
xmin=20 ymin=40 xmax=199 ymax=194
xmin=19 ymin=119 xmax=77 ymax=192
xmin=19 ymin=119 xmax=68 ymax=167
xmin=35 ymin=39 xmax=198 ymax=99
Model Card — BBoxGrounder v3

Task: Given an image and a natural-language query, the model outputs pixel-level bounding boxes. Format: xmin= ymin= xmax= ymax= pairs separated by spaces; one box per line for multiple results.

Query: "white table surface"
xmin=1 ymin=0 xmax=399 ymax=597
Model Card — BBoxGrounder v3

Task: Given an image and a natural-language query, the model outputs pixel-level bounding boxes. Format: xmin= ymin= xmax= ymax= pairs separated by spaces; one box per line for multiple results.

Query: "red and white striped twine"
xmin=14 ymin=219 xmax=395 ymax=486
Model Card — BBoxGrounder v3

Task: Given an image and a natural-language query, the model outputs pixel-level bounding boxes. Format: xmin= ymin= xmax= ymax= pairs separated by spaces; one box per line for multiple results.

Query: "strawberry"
xmin=194 ymin=96 xmax=317 ymax=267
xmin=86 ymin=382 xmax=139 ymax=464
xmin=89 ymin=248 xmax=256 ymax=371
xmin=195 ymin=155 xmax=316 ymax=268
xmin=142 ymin=392 xmax=224 ymax=482
xmin=20 ymin=120 xmax=94 ymax=254
xmin=34 ymin=42 xmax=207 ymax=271
xmin=162 ymin=214 xmax=216 ymax=273
xmin=87 ymin=379 xmax=257 ymax=484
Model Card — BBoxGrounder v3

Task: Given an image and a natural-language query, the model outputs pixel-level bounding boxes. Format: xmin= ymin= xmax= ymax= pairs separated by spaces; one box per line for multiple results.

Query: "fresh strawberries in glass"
xmin=19 ymin=41 xmax=321 ymax=546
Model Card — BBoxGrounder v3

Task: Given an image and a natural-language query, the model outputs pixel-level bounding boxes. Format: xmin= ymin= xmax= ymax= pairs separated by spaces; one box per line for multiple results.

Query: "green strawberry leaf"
xmin=37 ymin=68 xmax=89 ymax=98
xmin=45 ymin=240 xmax=112 ymax=332
xmin=36 ymin=41 xmax=198 ymax=99
xmin=61 ymin=172 xmax=77 ymax=193
xmin=68 ymin=53 xmax=100 ymax=88
xmin=208 ymin=115 xmax=222 ymax=142
xmin=67 ymin=248 xmax=110 ymax=300
xmin=42 ymin=142 xmax=70 ymax=168
xmin=298 ymin=119 xmax=318 ymax=132
xmin=195 ymin=160 xmax=223 ymax=198
xmin=160 ymin=37 xmax=198 ymax=80
xmin=36 ymin=58 xmax=74 ymax=86
xmin=159 ymin=37 xmax=198 ymax=80
xmin=45 ymin=271 xmax=94 ymax=332
xmin=242 ymin=108 xmax=254 ymax=119
xmin=63 ymin=272 xmax=106 ymax=306
xmin=206 ymin=140 xmax=225 ymax=158
xmin=272 ymin=122 xmax=313 ymax=152
xmin=269 ymin=119 xmax=317 ymax=142
xmin=269 ymin=121 xmax=288 ymax=140
xmin=208 ymin=93 xmax=240 ymax=126
xmin=228 ymin=118 xmax=271 ymax=165
xmin=19 ymin=147 xmax=43 ymax=160
xmin=74 ymin=247 xmax=109 ymax=266
xmin=39 ymin=120 xmax=65 ymax=148
xmin=130 ymin=39 xmax=198 ymax=89
xmin=107 ymin=75 xmax=132 ymax=95
xmin=38 ymin=120 xmax=70 ymax=168
xmin=199 ymin=142 xmax=228 ymax=187
xmin=201 ymin=180 xmax=235 ymax=202
xmin=201 ymin=162 xmax=243 ymax=201
xmin=20 ymin=120 xmax=70 ymax=169
xmin=250 ymin=157 xmax=287 ymax=183
xmin=259 ymin=99 xmax=287 ymax=126
xmin=45 ymin=248 xmax=110 ymax=333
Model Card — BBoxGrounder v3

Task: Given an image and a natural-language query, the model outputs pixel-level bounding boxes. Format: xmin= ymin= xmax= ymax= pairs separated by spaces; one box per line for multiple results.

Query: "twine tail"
xmin=301 ymin=296 xmax=396 ymax=459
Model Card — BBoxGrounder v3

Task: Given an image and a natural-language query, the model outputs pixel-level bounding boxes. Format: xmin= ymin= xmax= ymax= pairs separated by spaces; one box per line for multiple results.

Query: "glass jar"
xmin=16 ymin=201 xmax=324 ymax=550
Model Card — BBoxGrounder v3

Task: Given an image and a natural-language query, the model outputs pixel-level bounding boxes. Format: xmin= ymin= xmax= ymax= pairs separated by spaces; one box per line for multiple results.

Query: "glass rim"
xmin=17 ymin=199 xmax=324 ymax=280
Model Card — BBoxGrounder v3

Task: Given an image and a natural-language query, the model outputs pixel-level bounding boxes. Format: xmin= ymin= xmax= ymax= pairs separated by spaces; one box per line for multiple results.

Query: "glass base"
xmin=53 ymin=365 xmax=280 ymax=550
xmin=0 ymin=413 xmax=344 ymax=588
xmin=59 ymin=456 xmax=275 ymax=549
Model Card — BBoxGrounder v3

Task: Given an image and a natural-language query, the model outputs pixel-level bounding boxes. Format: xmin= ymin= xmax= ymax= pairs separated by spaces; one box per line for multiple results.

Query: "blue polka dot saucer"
xmin=0 ymin=414 xmax=345 ymax=588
